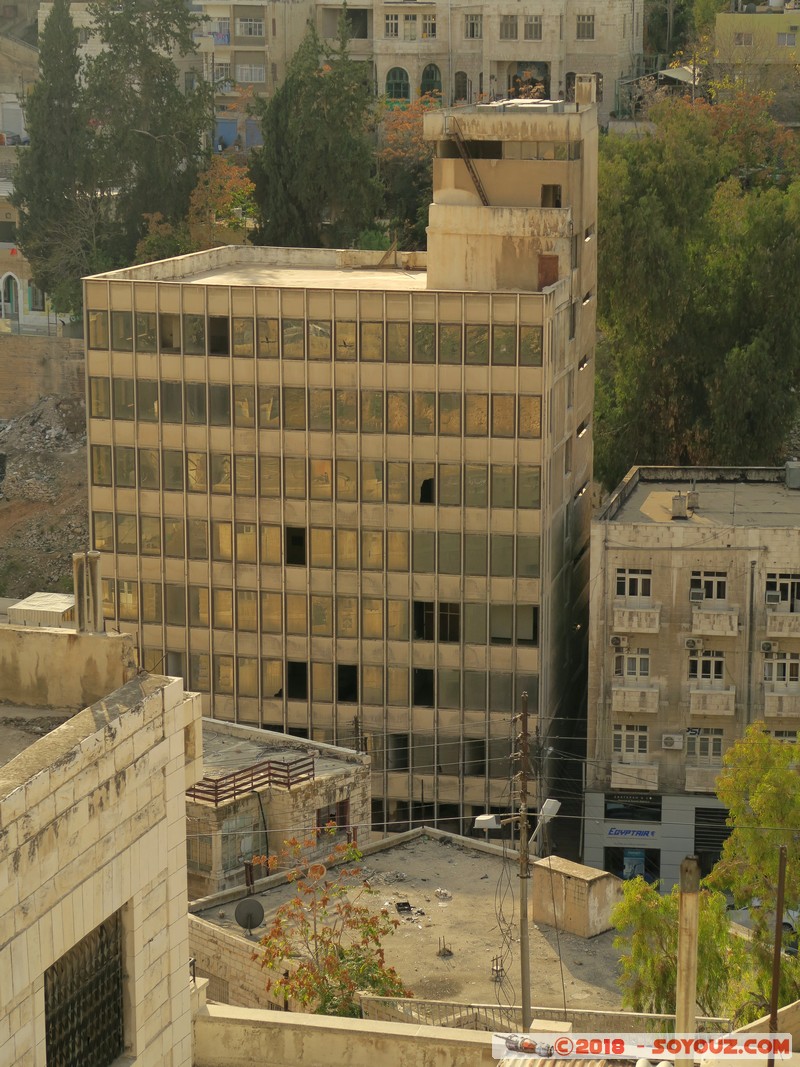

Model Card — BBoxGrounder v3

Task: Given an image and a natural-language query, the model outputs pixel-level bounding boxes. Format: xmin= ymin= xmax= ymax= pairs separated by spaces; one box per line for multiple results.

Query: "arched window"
xmin=593 ymin=71 xmax=604 ymax=102
xmin=386 ymin=67 xmax=410 ymax=100
xmin=420 ymin=63 xmax=442 ymax=95
xmin=454 ymin=70 xmax=469 ymax=101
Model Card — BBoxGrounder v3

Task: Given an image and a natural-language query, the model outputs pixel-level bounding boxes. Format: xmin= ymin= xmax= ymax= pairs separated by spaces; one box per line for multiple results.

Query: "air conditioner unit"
xmin=661 ymin=733 xmax=684 ymax=750
xmin=766 ymin=591 xmax=782 ymax=606
xmin=689 ymin=589 xmax=705 ymax=604
xmin=761 ymin=641 xmax=779 ymax=654
xmin=684 ymin=637 xmax=703 ymax=650
xmin=610 ymin=635 xmax=628 ymax=649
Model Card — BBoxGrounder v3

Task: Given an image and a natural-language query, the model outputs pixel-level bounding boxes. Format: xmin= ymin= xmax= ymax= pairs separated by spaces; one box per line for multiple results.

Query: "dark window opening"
xmin=287 ymin=661 xmax=308 ymax=700
xmin=419 ymin=477 xmax=435 ymax=504
xmin=338 ymin=664 xmax=358 ymax=703
xmin=541 ymin=184 xmax=561 ymax=208
xmin=413 ymin=601 xmax=435 ymax=640
xmin=287 ymin=725 xmax=309 ymax=739
xmin=286 ymin=527 xmax=306 ymax=566
xmin=413 ymin=668 xmax=434 ymax=707
xmin=208 ymin=315 xmax=230 ymax=355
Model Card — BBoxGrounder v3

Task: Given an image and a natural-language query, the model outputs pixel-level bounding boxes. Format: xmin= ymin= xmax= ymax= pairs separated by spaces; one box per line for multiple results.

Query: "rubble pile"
xmin=0 ymin=395 xmax=88 ymax=597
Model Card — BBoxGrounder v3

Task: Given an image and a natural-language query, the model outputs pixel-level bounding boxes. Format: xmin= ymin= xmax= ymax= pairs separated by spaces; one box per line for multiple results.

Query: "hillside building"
xmin=83 ymin=96 xmax=597 ymax=831
xmin=585 ymin=464 xmax=800 ymax=890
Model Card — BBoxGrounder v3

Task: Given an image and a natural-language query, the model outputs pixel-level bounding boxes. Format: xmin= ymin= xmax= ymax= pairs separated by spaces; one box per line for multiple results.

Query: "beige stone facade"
xmin=0 ymin=623 xmax=203 ymax=1066
xmin=83 ymin=99 xmax=596 ymax=832
xmin=186 ymin=721 xmax=371 ymax=898
xmin=585 ymin=465 xmax=800 ymax=890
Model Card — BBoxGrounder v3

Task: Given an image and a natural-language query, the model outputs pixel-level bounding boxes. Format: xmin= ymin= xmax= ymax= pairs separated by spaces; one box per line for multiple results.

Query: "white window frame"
xmin=613 ymin=723 xmax=649 ymax=760
xmin=385 ymin=13 xmax=399 ymax=37
xmin=500 ymin=14 xmax=518 ymax=40
xmin=766 ymin=572 xmax=800 ymax=612
xmin=689 ymin=649 xmax=725 ymax=688
xmin=777 ymin=31 xmax=796 ymax=46
xmin=686 ymin=727 xmax=724 ymax=765
xmin=614 ymin=648 xmax=650 ymax=682
xmin=764 ymin=651 xmax=800 ymax=688
xmin=576 ymin=14 xmax=595 ymax=40
xmin=524 ymin=14 xmax=543 ymax=40
xmin=615 ymin=567 xmax=652 ymax=600
xmin=691 ymin=570 xmax=727 ymax=602
xmin=734 ymin=31 xmax=753 ymax=45
xmin=464 ymin=13 xmax=483 ymax=39
xmin=236 ymin=17 xmax=264 ymax=36
xmin=236 ymin=64 xmax=265 ymax=83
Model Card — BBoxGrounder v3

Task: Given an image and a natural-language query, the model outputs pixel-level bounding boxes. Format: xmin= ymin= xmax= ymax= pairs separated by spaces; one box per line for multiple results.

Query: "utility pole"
xmin=518 ymin=690 xmax=532 ymax=1032
xmin=767 ymin=845 xmax=788 ymax=1067
xmin=675 ymin=856 xmax=701 ymax=1067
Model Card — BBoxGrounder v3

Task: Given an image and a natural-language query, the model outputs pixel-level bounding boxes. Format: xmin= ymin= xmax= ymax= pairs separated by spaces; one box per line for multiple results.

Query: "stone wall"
xmin=0 ymin=335 xmax=85 ymax=419
xmin=0 ymin=626 xmax=137 ymax=710
xmin=0 ymin=671 xmax=203 ymax=1066
xmin=188 ymin=915 xmax=281 ymax=1011
xmin=193 ymin=1003 xmax=497 ymax=1067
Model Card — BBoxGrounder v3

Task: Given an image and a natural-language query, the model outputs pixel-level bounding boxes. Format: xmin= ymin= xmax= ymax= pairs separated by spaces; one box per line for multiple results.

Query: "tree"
xmin=708 ymin=724 xmax=800 ymax=1013
xmin=248 ymin=18 xmax=380 ymax=248
xmin=12 ymin=0 xmax=107 ymax=312
xmin=612 ymin=877 xmax=746 ymax=1020
xmin=187 ymin=156 xmax=255 ymax=246
xmin=84 ymin=0 xmax=212 ymax=262
xmin=252 ymin=832 xmax=412 ymax=1017
xmin=378 ymin=94 xmax=437 ymax=250
xmin=596 ymin=92 xmax=800 ymax=489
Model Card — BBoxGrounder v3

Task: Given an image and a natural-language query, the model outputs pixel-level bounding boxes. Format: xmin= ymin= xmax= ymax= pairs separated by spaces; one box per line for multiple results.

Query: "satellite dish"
xmin=307 ymin=863 xmax=327 ymax=882
xmin=234 ymin=898 xmax=264 ymax=936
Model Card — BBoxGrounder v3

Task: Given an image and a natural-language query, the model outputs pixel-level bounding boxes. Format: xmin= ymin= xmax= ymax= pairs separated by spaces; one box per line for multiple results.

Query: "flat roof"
xmin=0 ymin=703 xmax=74 ymax=770
xmin=196 ymin=832 xmax=622 ymax=1009
xmin=599 ymin=466 xmax=800 ymax=527
xmin=201 ymin=722 xmax=365 ymax=781
xmin=182 ymin=264 xmax=428 ymax=291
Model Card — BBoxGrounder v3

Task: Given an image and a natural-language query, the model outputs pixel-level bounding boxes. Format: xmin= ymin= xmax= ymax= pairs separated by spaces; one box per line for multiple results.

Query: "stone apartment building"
xmin=585 ymin=465 xmax=800 ymax=890
xmin=83 ymin=96 xmax=596 ymax=831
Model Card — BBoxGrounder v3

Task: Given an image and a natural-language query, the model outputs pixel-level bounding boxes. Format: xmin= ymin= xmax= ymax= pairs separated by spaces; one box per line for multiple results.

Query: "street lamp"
xmin=475 ymin=795 xmax=560 ymax=1031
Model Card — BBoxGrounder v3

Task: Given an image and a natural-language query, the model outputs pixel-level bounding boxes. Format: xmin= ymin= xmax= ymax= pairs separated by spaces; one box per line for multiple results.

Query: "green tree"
xmin=84 ymin=0 xmax=212 ymax=262
xmin=708 ymin=724 xmax=800 ymax=1013
xmin=612 ymin=877 xmax=745 ymax=1020
xmin=12 ymin=0 xmax=105 ymax=312
xmin=253 ymin=832 xmax=412 ymax=1017
xmin=596 ymin=93 xmax=800 ymax=489
xmin=248 ymin=18 xmax=380 ymax=247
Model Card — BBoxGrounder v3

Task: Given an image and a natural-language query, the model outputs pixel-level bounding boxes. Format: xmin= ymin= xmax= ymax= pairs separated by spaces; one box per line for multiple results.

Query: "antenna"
xmin=234 ymin=898 xmax=264 ymax=937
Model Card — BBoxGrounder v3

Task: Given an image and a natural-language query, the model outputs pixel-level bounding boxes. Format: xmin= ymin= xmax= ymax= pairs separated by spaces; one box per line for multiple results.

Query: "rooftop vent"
xmin=672 ymin=493 xmax=689 ymax=520
xmin=785 ymin=461 xmax=800 ymax=490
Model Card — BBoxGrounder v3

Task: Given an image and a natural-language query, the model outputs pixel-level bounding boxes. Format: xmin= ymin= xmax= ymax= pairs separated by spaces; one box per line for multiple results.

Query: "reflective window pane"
xmin=361 ymin=529 xmax=383 ymax=570
xmin=361 ymin=460 xmax=384 ymax=502
xmin=387 ymin=461 xmax=409 ymax=504
xmin=412 ymin=322 xmax=435 ymax=363
xmin=140 ymin=516 xmax=160 ymax=555
xmin=310 ymin=458 xmax=333 ymax=500
xmin=309 ymin=389 xmax=332 ymax=430
xmin=360 ymin=321 xmax=383 ymax=361
xmin=518 ymin=466 xmax=541 ymax=509
xmin=362 ymin=597 xmax=384 ymax=639
xmin=492 ymin=395 xmax=515 ymax=437
xmin=387 ymin=530 xmax=409 ymax=571
xmin=284 ymin=387 xmax=306 ymax=430
xmin=438 ymin=531 xmax=461 ymax=574
xmin=335 ymin=320 xmax=357 ymax=360
xmin=387 ymin=321 xmax=409 ymax=363
xmin=260 ymin=456 xmax=280 ymax=497
xmin=261 ymin=591 xmax=282 ymax=632
xmin=438 ymin=464 xmax=461 ymax=506
xmin=438 ymin=393 xmax=461 ymax=436
xmin=491 ymin=465 xmax=515 ymax=508
xmin=335 ymin=389 xmax=358 ymax=432
xmin=210 ymin=453 xmax=232 ymax=494
xmin=361 ymin=391 xmax=384 ymax=433
xmin=492 ymin=325 xmax=516 ymax=365
xmin=413 ymin=530 xmax=435 ymax=572
xmin=257 ymin=317 xmax=279 ymax=357
xmin=336 ymin=459 xmax=358 ymax=501
xmin=519 ymin=325 xmax=543 ymax=366
xmin=337 ymin=596 xmax=358 ymax=637
xmin=184 ymin=314 xmax=205 ymax=355
xmin=258 ymin=386 xmax=280 ymax=429
xmin=233 ymin=317 xmax=254 ymax=356
xmin=517 ymin=535 xmax=541 ymax=578
xmin=387 ymin=392 xmax=410 ymax=434
xmin=465 ymin=394 xmax=488 ymax=435
xmin=309 ymin=320 xmax=331 ymax=360
xmin=465 ymin=324 xmax=489 ymax=365
xmin=310 ymin=527 xmax=333 ymax=568
xmin=439 ymin=323 xmax=462 ymax=364
xmin=311 ymin=595 xmax=333 ymax=635
xmin=464 ymin=463 xmax=488 ymax=507
xmin=233 ymin=385 xmax=255 ymax=427
xmin=464 ymin=533 xmax=487 ymax=576
xmin=336 ymin=529 xmax=358 ymax=569
xmin=282 ymin=318 xmax=305 ymax=359
xmin=413 ymin=392 xmax=435 ymax=434
xmin=491 ymin=534 xmax=514 ymax=577
xmin=235 ymin=454 xmax=256 ymax=495
xmin=284 ymin=456 xmax=306 ymax=498
xmin=387 ymin=600 xmax=409 ymax=640
xmin=520 ymin=395 xmax=543 ymax=438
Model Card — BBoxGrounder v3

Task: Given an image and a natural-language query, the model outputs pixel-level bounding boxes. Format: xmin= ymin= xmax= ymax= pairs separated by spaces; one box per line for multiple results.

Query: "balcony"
xmin=610 ymin=762 xmax=658 ymax=791
xmin=766 ymin=609 xmax=800 ymax=639
xmin=613 ymin=602 xmax=661 ymax=634
xmin=685 ymin=766 xmax=721 ymax=793
xmin=212 ymin=31 xmax=230 ymax=44
xmin=611 ymin=685 xmax=659 ymax=715
xmin=691 ymin=606 xmax=739 ymax=637
xmin=764 ymin=689 xmax=800 ymax=718
xmin=689 ymin=687 xmax=736 ymax=716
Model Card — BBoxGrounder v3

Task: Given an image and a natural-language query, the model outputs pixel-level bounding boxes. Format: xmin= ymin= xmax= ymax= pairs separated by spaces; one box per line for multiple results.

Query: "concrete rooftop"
xmin=0 ymin=702 xmax=74 ymax=770
xmin=196 ymin=832 xmax=622 ymax=1010
xmin=201 ymin=722 xmax=364 ymax=781
xmin=182 ymin=264 xmax=428 ymax=290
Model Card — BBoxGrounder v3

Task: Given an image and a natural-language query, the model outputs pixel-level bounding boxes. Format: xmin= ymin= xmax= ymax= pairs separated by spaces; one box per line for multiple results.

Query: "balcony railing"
xmin=212 ymin=31 xmax=230 ymax=44
xmin=611 ymin=685 xmax=659 ymax=715
xmin=610 ymin=762 xmax=658 ymax=791
xmin=613 ymin=602 xmax=661 ymax=634
xmin=186 ymin=755 xmax=315 ymax=805
xmin=764 ymin=689 xmax=800 ymax=718
xmin=691 ymin=606 xmax=739 ymax=637
xmin=689 ymin=687 xmax=736 ymax=716
xmin=685 ymin=766 xmax=721 ymax=793
xmin=766 ymin=609 xmax=800 ymax=639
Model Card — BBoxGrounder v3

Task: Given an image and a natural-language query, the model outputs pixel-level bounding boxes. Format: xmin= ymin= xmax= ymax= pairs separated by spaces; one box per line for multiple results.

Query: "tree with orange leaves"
xmin=378 ymin=93 xmax=438 ymax=249
xmin=251 ymin=829 xmax=412 ymax=1017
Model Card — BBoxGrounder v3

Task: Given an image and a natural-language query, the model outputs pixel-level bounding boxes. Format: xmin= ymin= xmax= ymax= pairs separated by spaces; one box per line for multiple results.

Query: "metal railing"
xmin=358 ymin=994 xmax=732 ymax=1034
xmin=186 ymin=755 xmax=315 ymax=805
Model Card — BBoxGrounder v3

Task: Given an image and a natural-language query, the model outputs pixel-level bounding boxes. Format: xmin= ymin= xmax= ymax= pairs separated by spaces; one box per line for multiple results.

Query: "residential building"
xmin=317 ymin=0 xmax=643 ymax=122
xmin=715 ymin=6 xmax=800 ymax=124
xmin=0 ymin=611 xmax=203 ymax=1066
xmin=187 ymin=721 xmax=371 ymax=898
xmin=585 ymin=464 xmax=800 ymax=890
xmin=83 ymin=95 xmax=596 ymax=832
